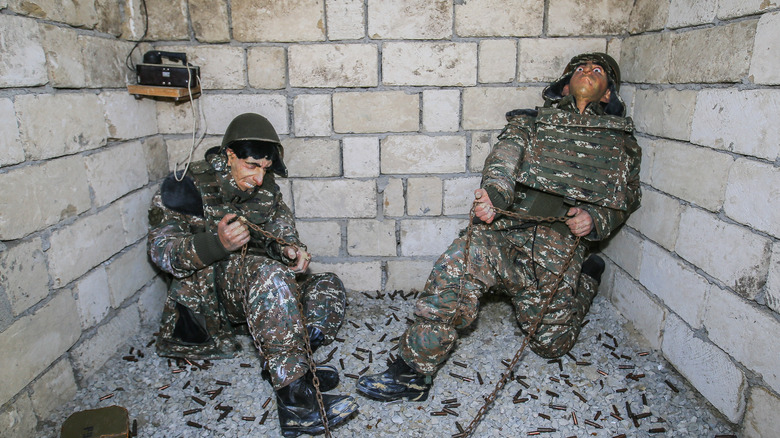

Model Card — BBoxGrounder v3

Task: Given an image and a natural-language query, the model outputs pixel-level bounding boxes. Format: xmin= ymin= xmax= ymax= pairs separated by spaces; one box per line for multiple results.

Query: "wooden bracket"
xmin=127 ymin=84 xmax=201 ymax=102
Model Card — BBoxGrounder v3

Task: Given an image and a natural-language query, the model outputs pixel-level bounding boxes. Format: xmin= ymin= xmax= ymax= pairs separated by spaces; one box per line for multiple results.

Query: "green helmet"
xmin=221 ymin=113 xmax=287 ymax=177
xmin=542 ymin=52 xmax=626 ymax=116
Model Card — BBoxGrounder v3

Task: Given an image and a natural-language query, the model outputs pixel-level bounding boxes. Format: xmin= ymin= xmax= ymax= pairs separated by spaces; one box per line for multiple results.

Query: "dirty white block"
xmin=704 ymin=286 xmax=780 ymax=394
xmin=767 ymin=245 xmax=780 ymax=314
xmin=189 ymin=0 xmax=230 ymax=42
xmin=48 ymin=207 xmax=126 ymax=288
xmin=326 ymin=0 xmax=364 ymax=40
xmin=30 ymin=359 xmax=77 ymax=423
xmin=636 ymin=136 xmax=655 ymax=185
xmin=0 ymin=292 xmax=80 ymax=406
xmin=386 ymin=260 xmax=435 ymax=292
xmin=85 ymin=142 xmax=149 ymax=207
xmin=297 ymin=221 xmax=342 ymax=257
xmin=0 ymin=15 xmax=47 ymax=87
xmin=278 ymin=179 xmax=293 ymax=211
xmin=116 ymin=187 xmax=157 ymax=245
xmin=628 ymin=0 xmax=669 ymax=33
xmin=310 ymin=261 xmax=381 ymax=292
xmin=0 ymin=238 xmax=48 ymax=316
xmin=8 ymin=0 xmax=99 ymax=26
xmin=333 ymin=91 xmax=419 ymax=133
xmin=547 ymin=0 xmax=631 ymax=36
xmin=742 ymin=386 xmax=780 ymax=438
xmin=669 ymin=21 xmax=757 ymax=84
xmin=478 ymin=39 xmax=516 ymax=84
xmin=138 ymin=277 xmax=167 ymax=326
xmin=463 ymin=87 xmax=541 ymax=130
xmin=610 ymin=269 xmax=665 ymax=349
xmin=518 ymin=38 xmax=607 ymax=83
xmin=294 ymin=94 xmax=332 ymax=137
xmin=662 ymin=313 xmax=746 ymax=422
xmin=383 ymin=178 xmax=405 ymax=217
xmin=100 ymin=91 xmax=158 ymax=139
xmin=381 ymin=135 xmax=466 ymax=174
xmin=454 ymin=0 xmax=544 ymax=37
xmin=469 ymin=131 xmax=497 ymax=172
xmin=400 ymin=218 xmax=466 ymax=257
xmin=619 ymin=84 xmax=636 ymax=119
xmin=639 ymin=241 xmax=709 ymax=328
xmin=200 ymin=94 xmax=289 ymax=135
xmin=247 ymin=47 xmax=286 ymax=90
xmin=626 ymin=189 xmax=682 ymax=251
xmin=598 ymin=259 xmax=619 ymax=300
xmin=41 ymin=23 xmax=86 ymax=88
xmin=231 ymin=0 xmax=325 ymax=42
xmin=75 ymin=266 xmax=111 ymax=330
xmin=0 ymin=393 xmax=36 ymax=438
xmin=156 ymin=45 xmax=245 ymax=90
xmin=383 ymin=42 xmax=477 ymax=87
xmin=749 ymin=11 xmax=780 ymax=85
xmin=632 ymin=88 xmax=696 ymax=141
xmin=443 ymin=176 xmax=481 ymax=215
xmin=676 ymin=207 xmax=771 ymax=297
xmin=407 ymin=177 xmax=442 ymax=217
xmin=128 ymin=0 xmax=187 ymax=41
xmin=368 ymin=0 xmax=451 ymax=39
xmin=289 ymin=44 xmax=378 ymax=88
xmin=423 ymin=90 xmax=460 ymax=132
xmin=343 ymin=137 xmax=379 ymax=178
xmin=106 ymin=242 xmax=157 ymax=309
xmin=0 ymin=98 xmax=23 ymax=167
xmin=71 ymin=304 xmax=141 ymax=381
xmin=294 ymin=180 xmax=376 ymax=218
xmin=649 ymin=139 xmax=733 ymax=212
xmin=607 ymin=38 xmax=622 ymax=65
xmin=80 ymin=37 xmax=134 ymax=88
xmin=284 ymin=138 xmax=341 ymax=177
xmin=600 ymin=228 xmax=643 ymax=280
xmin=143 ymin=135 xmax=169 ymax=181
xmin=724 ymin=159 xmax=780 ymax=239
xmin=16 ymin=93 xmax=107 ymax=160
xmin=165 ymin=137 xmax=221 ymax=172
xmin=667 ymin=0 xmax=717 ymax=28
xmin=619 ymin=33 xmax=672 ymax=84
xmin=156 ymin=101 xmax=195 ymax=135
xmin=718 ymin=0 xmax=778 ymax=19
xmin=0 ymin=156 xmax=91 ymax=240
xmin=347 ymin=219 xmax=396 ymax=256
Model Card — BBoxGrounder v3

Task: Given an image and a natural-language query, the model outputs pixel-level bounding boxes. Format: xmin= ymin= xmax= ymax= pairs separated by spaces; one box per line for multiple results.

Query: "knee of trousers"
xmin=398 ymin=320 xmax=458 ymax=375
xmin=527 ymin=322 xmax=583 ymax=359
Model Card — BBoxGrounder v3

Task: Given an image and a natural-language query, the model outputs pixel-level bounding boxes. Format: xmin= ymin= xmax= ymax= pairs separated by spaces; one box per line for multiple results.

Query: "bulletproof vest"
xmin=516 ymin=107 xmax=634 ymax=211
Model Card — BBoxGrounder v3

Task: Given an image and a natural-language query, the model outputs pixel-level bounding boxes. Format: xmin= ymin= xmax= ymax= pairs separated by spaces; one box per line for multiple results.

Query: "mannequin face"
xmin=563 ymin=62 xmax=612 ymax=111
xmin=226 ymin=149 xmax=273 ymax=192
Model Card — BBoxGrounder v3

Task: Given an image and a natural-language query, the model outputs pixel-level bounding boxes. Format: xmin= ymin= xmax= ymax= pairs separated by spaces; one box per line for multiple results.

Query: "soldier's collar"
xmin=557 ymin=95 xmax=607 ymax=115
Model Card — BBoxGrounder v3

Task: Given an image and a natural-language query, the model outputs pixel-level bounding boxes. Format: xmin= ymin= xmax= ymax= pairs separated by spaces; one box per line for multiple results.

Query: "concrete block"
xmin=367 ymin=0 xmax=451 ymax=39
xmin=106 ymin=242 xmax=157 ymax=309
xmin=294 ymin=180 xmax=376 ymax=218
xmin=609 ymin=269 xmax=665 ymax=350
xmin=767 ymin=244 xmax=780 ymax=314
xmin=386 ymin=260 xmax=435 ymax=292
xmin=297 ymin=221 xmax=342 ymax=257
xmin=248 ymin=47 xmax=287 ymax=90
xmin=138 ymin=277 xmax=167 ymax=327
xmin=0 ymin=393 xmax=36 ymax=438
xmin=601 ymin=228 xmax=643 ymax=280
xmin=691 ymin=88 xmax=780 ymax=161
xmin=443 ymin=176 xmax=481 ymax=216
xmin=117 ymin=186 xmax=157 ymax=246
xmin=619 ymin=33 xmax=672 ymax=84
xmin=636 ymin=136 xmax=655 ymax=185
xmin=619 ymin=84 xmax=636 ymax=119
xmin=625 ymin=189 xmax=682 ymax=251
xmin=0 ymin=156 xmax=91 ymax=240
xmin=381 ymin=135 xmax=466 ymax=174
xmin=469 ymin=131 xmax=497 ymax=173
xmin=294 ymin=94 xmax=332 ymax=137
xmin=80 ymin=36 xmax=135 ymax=88
xmin=454 ymin=0 xmax=543 ymax=37
xmin=382 ymin=178 xmax=405 ymax=217
xmin=750 ymin=11 xmax=780 ymax=85
xmin=71 ymin=304 xmax=141 ymax=381
xmin=478 ymin=39 xmax=516 ymax=84
xmin=310 ymin=261 xmax=381 ymax=292
xmin=669 ymin=21 xmax=757 ymax=84
xmin=742 ymin=386 xmax=780 ymax=438
xmin=382 ymin=42 xmax=477 ymax=87
xmin=400 ymin=218 xmax=466 ymax=257
xmin=143 ymin=135 xmax=169 ymax=181
xmin=7 ymin=0 xmax=97 ymax=27
xmin=15 ymin=93 xmax=107 ymax=160
xmin=724 ymin=159 xmax=780 ymax=239
xmin=0 ymin=291 xmax=80 ymax=406
xmin=407 ymin=177 xmax=442 ymax=216
xmin=333 ymin=91 xmax=418 ymax=133
xmin=0 ymin=238 xmax=48 ymax=316
xmin=165 ymin=138 xmax=221 ymax=172
xmin=347 ymin=219 xmax=396 ymax=256
xmin=628 ymin=0 xmax=669 ymax=33
xmin=518 ymin=38 xmax=607 ymax=83
xmin=632 ymin=88 xmax=697 ymax=141
xmin=639 ymin=241 xmax=709 ymax=328
xmin=200 ymin=94 xmax=288 ymax=135
xmin=649 ymin=139 xmax=733 ymax=212
xmin=189 ymin=0 xmax=230 ymax=43
xmin=0 ymin=98 xmax=23 ymax=167
xmin=676 ymin=207 xmax=771 ymax=297
xmin=547 ymin=0 xmax=632 ymax=36
xmin=41 ymin=23 xmax=86 ymax=88
xmin=100 ymin=91 xmax=158 ymax=140
xmin=718 ymin=0 xmax=778 ymax=19
xmin=343 ymin=137 xmax=380 ymax=178
xmin=326 ymin=0 xmax=365 ymax=40
xmin=136 ymin=0 xmax=188 ymax=41
xmin=423 ymin=90 xmax=460 ymax=133
xmin=85 ymin=142 xmax=149 ymax=207
xmin=662 ymin=313 xmax=746 ymax=422
xmin=462 ymin=87 xmax=541 ymax=130
xmin=94 ymin=0 xmax=123 ymax=36
xmin=278 ymin=180 xmax=293 ymax=213
xmin=705 ymin=286 xmax=780 ymax=394
xmin=0 ymin=15 xmax=47 ymax=87
xmin=155 ymin=45 xmax=245 ymax=90
xmin=290 ymin=44 xmax=377 ymax=88
xmin=284 ymin=138 xmax=341 ymax=177
xmin=232 ymin=0 xmax=325 ymax=42
xmin=74 ymin=266 xmax=111 ymax=330
xmin=667 ymin=0 xmax=717 ymax=28
xmin=30 ymin=359 xmax=77 ymax=423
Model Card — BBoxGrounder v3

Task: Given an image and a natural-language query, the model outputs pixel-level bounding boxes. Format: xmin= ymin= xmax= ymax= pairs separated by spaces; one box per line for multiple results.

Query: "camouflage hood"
xmin=220 ymin=113 xmax=287 ymax=177
xmin=542 ymin=52 xmax=626 ymax=117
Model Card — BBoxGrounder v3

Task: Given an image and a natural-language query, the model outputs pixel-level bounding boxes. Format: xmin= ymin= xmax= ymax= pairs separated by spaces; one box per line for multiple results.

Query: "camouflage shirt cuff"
xmin=193 ymin=232 xmax=230 ymax=266
xmin=483 ymin=185 xmax=511 ymax=211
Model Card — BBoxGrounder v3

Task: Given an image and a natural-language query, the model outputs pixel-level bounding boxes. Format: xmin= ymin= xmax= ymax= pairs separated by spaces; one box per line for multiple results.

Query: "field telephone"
xmin=136 ymin=51 xmax=200 ymax=89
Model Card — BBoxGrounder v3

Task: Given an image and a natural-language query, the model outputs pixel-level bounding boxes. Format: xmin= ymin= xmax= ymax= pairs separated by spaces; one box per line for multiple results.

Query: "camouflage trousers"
xmin=217 ymin=255 xmax=346 ymax=389
xmin=398 ymin=226 xmax=598 ymax=376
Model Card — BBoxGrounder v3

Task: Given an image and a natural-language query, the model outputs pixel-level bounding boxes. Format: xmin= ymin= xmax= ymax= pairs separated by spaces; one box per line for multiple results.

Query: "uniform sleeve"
xmin=263 ymin=190 xmax=307 ymax=261
xmin=481 ymin=119 xmax=532 ymax=211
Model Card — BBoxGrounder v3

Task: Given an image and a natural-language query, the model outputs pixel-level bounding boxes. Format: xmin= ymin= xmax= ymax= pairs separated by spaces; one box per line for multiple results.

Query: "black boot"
xmin=581 ymin=254 xmax=606 ymax=285
xmin=356 ymin=357 xmax=431 ymax=402
xmin=276 ymin=376 xmax=358 ymax=437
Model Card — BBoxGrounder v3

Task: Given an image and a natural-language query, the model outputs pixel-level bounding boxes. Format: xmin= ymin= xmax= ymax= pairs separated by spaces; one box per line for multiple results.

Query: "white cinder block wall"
xmin=0 ymin=1 xmax=777 ymax=436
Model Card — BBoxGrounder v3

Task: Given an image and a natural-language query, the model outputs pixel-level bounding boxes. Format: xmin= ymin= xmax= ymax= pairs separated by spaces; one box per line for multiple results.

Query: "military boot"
xmin=356 ymin=357 xmax=431 ymax=402
xmin=276 ymin=376 xmax=358 ymax=437
xmin=581 ymin=254 xmax=606 ymax=285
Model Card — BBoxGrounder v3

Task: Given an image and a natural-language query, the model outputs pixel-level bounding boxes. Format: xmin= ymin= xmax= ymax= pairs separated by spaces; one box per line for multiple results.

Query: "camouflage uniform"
xmin=148 ymin=148 xmax=346 ymax=389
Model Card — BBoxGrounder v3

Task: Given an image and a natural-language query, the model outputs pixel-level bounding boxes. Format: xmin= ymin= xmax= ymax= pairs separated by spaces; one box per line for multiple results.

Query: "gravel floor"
xmin=42 ymin=291 xmax=737 ymax=438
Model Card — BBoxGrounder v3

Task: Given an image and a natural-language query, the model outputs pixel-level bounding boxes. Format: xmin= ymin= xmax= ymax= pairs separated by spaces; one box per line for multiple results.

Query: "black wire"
xmin=124 ymin=0 xmax=149 ymax=72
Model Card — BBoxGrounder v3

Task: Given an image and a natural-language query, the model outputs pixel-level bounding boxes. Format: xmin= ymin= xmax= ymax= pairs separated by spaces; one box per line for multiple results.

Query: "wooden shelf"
xmin=127 ymin=84 xmax=201 ymax=102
